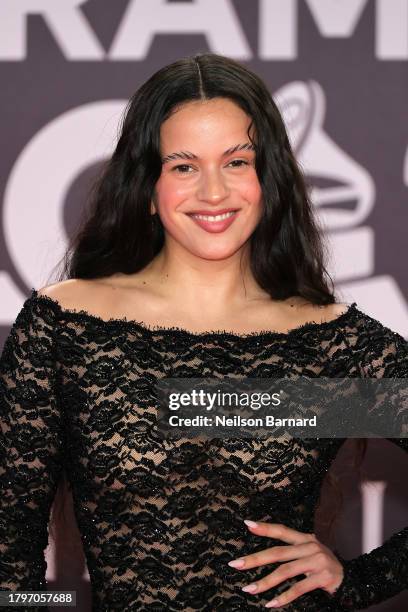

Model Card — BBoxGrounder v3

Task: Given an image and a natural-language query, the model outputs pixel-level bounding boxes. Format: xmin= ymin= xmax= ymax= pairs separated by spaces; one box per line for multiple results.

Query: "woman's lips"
xmin=187 ymin=210 xmax=239 ymax=233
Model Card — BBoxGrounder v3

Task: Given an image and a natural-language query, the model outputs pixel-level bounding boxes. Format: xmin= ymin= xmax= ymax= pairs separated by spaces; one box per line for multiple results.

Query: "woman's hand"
xmin=227 ymin=520 xmax=344 ymax=608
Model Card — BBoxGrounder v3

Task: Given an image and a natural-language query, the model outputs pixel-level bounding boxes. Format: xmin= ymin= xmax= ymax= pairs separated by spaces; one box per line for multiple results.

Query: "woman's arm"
xmin=331 ymin=315 xmax=408 ymax=609
xmin=0 ymin=294 xmax=65 ymax=600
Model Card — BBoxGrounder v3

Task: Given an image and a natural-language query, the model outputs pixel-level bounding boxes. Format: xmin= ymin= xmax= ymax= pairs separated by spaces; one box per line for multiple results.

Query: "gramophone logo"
xmin=274 ymin=81 xmax=408 ymax=337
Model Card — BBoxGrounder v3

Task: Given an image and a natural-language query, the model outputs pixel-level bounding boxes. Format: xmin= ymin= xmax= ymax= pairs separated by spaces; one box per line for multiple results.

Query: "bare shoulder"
xmin=306 ymin=301 xmax=350 ymax=318
xmin=38 ymin=278 xmax=91 ymax=301
xmin=37 ymin=279 xmax=110 ymax=313
xmin=282 ymin=296 xmax=351 ymax=326
xmin=36 ymin=275 xmax=156 ymax=321
xmin=329 ymin=302 xmax=351 ymax=317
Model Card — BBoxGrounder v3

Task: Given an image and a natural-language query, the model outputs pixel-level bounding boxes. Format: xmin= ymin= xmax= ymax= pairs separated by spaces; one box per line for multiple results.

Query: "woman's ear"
xmin=150 ymin=189 xmax=158 ymax=215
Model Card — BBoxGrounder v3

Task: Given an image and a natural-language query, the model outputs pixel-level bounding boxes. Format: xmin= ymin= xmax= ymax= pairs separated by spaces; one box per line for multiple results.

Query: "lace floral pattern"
xmin=0 ymin=289 xmax=407 ymax=611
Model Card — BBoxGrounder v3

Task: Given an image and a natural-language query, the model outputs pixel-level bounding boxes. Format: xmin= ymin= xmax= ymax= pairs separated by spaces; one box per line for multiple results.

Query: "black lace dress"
xmin=0 ymin=289 xmax=407 ymax=611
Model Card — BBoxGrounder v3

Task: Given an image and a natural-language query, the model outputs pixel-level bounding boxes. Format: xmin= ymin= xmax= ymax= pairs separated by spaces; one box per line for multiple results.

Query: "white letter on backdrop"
xmin=110 ymin=0 xmax=251 ymax=60
xmin=260 ymin=0 xmax=408 ymax=60
xmin=0 ymin=0 xmax=104 ymax=60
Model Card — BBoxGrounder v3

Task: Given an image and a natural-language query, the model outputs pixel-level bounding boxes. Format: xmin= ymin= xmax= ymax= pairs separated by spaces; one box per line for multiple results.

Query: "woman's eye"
xmin=172 ymin=159 xmax=249 ymax=173
xmin=172 ymin=164 xmax=193 ymax=174
xmin=228 ymin=159 xmax=249 ymax=168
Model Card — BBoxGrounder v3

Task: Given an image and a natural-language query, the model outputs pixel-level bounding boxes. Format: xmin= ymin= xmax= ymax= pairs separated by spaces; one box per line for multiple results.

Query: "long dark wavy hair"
xmin=48 ymin=52 xmax=367 ymax=547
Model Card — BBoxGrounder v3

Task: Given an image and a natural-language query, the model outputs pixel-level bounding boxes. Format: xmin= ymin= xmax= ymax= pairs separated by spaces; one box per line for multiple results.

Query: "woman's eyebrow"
xmin=161 ymin=142 xmax=256 ymax=164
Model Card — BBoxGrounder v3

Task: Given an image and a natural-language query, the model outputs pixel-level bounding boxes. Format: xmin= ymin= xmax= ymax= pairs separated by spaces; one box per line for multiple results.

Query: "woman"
xmin=0 ymin=52 xmax=407 ymax=611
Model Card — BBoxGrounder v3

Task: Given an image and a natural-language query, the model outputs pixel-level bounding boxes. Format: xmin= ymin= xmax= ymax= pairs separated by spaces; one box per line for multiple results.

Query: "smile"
xmin=191 ymin=211 xmax=236 ymax=222
xmin=187 ymin=210 xmax=239 ymax=234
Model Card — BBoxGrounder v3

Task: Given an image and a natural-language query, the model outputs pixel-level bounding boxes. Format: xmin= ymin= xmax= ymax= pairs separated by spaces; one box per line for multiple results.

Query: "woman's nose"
xmin=196 ymin=169 xmax=230 ymax=202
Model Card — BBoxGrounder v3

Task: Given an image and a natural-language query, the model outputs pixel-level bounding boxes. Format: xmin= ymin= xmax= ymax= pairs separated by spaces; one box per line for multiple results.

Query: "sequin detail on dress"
xmin=0 ymin=289 xmax=407 ymax=611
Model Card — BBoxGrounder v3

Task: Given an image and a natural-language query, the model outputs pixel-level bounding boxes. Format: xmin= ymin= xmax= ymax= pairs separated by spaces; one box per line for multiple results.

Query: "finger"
xmin=242 ymin=557 xmax=316 ymax=595
xmin=228 ymin=542 xmax=322 ymax=570
xmin=264 ymin=574 xmax=326 ymax=608
xmin=243 ymin=521 xmax=317 ymax=545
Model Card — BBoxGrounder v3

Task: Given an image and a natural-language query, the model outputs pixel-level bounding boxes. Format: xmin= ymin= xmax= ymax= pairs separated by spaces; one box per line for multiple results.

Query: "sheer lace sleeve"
xmin=331 ymin=315 xmax=408 ymax=609
xmin=0 ymin=296 xmax=64 ymax=600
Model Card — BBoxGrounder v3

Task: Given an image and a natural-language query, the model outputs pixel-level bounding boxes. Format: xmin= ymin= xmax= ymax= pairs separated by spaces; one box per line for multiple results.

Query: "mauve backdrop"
xmin=0 ymin=1 xmax=407 ymax=610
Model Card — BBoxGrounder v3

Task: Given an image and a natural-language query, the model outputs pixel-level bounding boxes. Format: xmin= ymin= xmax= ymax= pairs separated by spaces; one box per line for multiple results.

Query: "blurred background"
xmin=0 ymin=1 xmax=407 ymax=610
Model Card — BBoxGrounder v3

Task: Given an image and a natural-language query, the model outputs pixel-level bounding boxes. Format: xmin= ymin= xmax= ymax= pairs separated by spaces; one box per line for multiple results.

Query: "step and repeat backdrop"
xmin=0 ymin=2 xmax=407 ymax=611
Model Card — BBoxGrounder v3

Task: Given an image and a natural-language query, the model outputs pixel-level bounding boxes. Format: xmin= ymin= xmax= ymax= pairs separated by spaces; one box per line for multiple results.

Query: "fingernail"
xmin=242 ymin=583 xmax=258 ymax=593
xmin=227 ymin=558 xmax=245 ymax=568
xmin=265 ymin=599 xmax=280 ymax=608
xmin=244 ymin=519 xmax=258 ymax=528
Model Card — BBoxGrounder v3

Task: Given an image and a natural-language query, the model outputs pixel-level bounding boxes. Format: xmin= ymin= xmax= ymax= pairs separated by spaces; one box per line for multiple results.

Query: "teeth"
xmin=192 ymin=211 xmax=236 ymax=222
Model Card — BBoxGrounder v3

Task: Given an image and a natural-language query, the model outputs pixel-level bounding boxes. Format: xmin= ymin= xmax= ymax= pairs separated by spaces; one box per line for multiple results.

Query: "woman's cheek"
xmin=238 ymin=181 xmax=263 ymax=212
xmin=155 ymin=176 xmax=193 ymax=209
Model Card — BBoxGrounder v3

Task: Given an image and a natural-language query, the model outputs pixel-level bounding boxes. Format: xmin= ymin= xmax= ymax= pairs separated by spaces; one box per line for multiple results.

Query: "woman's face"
xmin=152 ymin=98 xmax=263 ymax=260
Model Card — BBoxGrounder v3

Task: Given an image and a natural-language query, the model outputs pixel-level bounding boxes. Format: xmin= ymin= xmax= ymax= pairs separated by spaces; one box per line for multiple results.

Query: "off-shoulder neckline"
xmin=29 ymin=288 xmax=359 ymax=341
